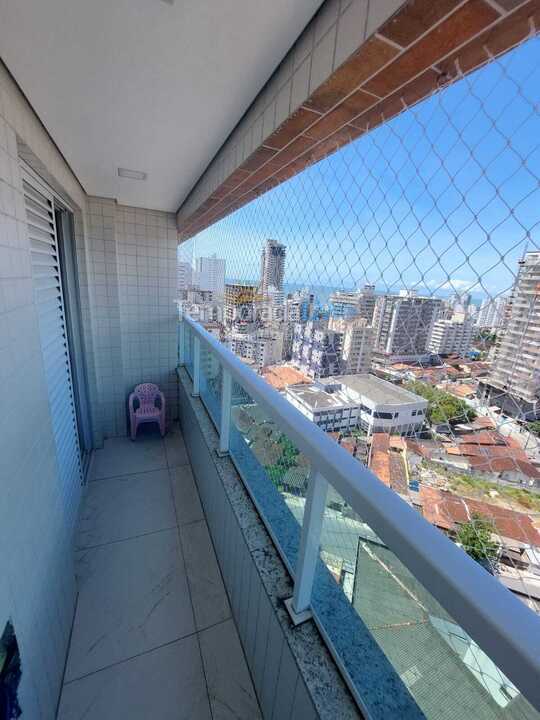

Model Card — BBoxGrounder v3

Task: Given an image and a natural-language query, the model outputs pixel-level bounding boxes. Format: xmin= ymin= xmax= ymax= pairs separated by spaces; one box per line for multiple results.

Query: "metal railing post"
xmin=288 ymin=470 xmax=328 ymax=622
xmin=192 ymin=336 xmax=200 ymax=397
xmin=178 ymin=320 xmax=185 ymax=365
xmin=219 ymin=368 xmax=232 ymax=455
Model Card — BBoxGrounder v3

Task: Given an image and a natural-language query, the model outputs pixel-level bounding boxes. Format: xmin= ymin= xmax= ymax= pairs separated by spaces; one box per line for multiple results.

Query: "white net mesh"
xmin=179 ymin=33 xmax=540 ymax=719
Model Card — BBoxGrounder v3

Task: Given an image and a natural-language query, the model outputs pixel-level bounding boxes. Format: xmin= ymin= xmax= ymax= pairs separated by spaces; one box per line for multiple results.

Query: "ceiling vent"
xmin=118 ymin=167 xmax=147 ymax=181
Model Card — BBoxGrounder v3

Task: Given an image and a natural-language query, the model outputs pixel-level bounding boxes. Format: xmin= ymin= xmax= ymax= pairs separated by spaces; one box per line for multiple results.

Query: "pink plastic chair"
xmin=129 ymin=383 xmax=166 ymax=440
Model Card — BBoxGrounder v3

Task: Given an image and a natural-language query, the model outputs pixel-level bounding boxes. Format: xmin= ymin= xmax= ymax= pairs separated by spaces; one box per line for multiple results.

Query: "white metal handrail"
xmin=181 ymin=315 xmax=540 ymax=711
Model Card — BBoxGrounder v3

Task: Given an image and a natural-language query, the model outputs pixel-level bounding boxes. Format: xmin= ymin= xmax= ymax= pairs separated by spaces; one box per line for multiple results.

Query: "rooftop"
xmin=320 ymin=374 xmax=428 ymax=406
xmin=261 ymin=364 xmax=311 ymax=391
xmin=419 ymin=485 xmax=540 ymax=546
xmin=286 ymin=383 xmax=355 ymax=410
xmin=369 ymin=433 xmax=408 ymax=494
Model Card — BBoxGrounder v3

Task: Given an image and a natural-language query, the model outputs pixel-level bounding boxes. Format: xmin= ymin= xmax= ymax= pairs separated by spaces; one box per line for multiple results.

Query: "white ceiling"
xmin=0 ymin=0 xmax=322 ymax=211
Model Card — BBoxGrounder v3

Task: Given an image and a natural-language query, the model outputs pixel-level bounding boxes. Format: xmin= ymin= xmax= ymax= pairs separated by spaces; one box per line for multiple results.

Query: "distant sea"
xmin=282 ymin=282 xmax=487 ymax=309
xmin=224 ymin=278 xmax=487 ymax=309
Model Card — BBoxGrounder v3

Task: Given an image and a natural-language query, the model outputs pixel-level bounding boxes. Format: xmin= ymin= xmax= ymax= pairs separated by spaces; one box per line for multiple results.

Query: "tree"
xmin=405 ymin=381 xmax=476 ymax=426
xmin=526 ymin=420 xmax=540 ymax=437
xmin=456 ymin=513 xmax=498 ymax=567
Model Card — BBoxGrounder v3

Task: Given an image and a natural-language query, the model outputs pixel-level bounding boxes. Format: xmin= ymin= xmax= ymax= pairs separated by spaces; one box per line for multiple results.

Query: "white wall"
xmin=116 ymin=204 xmax=179 ymax=430
xmin=85 ymin=198 xmax=178 ymax=437
xmin=0 ymin=62 xmax=87 ymax=719
xmin=0 ymin=62 xmax=179 ymax=718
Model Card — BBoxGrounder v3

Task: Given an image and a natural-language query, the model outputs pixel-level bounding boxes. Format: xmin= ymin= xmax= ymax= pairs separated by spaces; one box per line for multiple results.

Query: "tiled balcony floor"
xmin=57 ymin=423 xmax=262 ymax=720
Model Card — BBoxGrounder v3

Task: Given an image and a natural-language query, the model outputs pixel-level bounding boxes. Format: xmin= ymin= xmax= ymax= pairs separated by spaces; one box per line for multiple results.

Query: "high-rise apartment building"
xmin=328 ymin=317 xmax=374 ymax=374
xmin=292 ymin=321 xmax=342 ymax=378
xmin=428 ymin=316 xmax=474 ymax=356
xmin=292 ymin=318 xmax=373 ymax=378
xmin=224 ymin=283 xmax=258 ymax=325
xmin=476 ymin=296 xmax=508 ymax=329
xmin=372 ymin=292 xmax=442 ymax=361
xmin=485 ymin=253 xmax=540 ymax=418
xmin=285 ymin=289 xmax=314 ymax=322
xmin=177 ymin=260 xmax=192 ymax=293
xmin=194 ymin=254 xmax=226 ymax=296
xmin=282 ymin=290 xmax=315 ymax=359
xmin=259 ymin=239 xmax=286 ymax=293
xmin=329 ymin=284 xmax=376 ymax=322
xmin=228 ymin=329 xmax=283 ymax=370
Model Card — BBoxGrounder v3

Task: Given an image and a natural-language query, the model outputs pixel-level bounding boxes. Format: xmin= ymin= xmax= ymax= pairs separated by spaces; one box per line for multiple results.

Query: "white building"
xmin=285 ymin=374 xmax=428 ymax=435
xmin=329 ymin=284 xmax=376 ymax=322
xmin=194 ymin=254 xmax=226 ymax=296
xmin=292 ymin=317 xmax=373 ymax=378
xmin=285 ymin=289 xmax=314 ymax=322
xmin=476 ymin=296 xmax=508 ymax=329
xmin=285 ymin=383 xmax=361 ymax=433
xmin=486 ymin=253 xmax=540 ymax=418
xmin=177 ymin=260 xmax=193 ymax=293
xmin=429 ymin=316 xmax=474 ymax=356
xmin=372 ymin=292 xmax=442 ymax=361
xmin=328 ymin=317 xmax=373 ymax=374
xmin=228 ymin=329 xmax=283 ymax=370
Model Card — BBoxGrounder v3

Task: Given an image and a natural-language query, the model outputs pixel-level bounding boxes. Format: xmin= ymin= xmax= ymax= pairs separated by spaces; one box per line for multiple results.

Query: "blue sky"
xmin=182 ymin=36 xmax=540 ymax=302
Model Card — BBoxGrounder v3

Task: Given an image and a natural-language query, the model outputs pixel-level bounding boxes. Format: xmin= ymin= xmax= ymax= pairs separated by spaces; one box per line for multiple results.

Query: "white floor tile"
xmin=180 ymin=520 xmax=230 ymax=631
xmin=65 ymin=530 xmax=195 ymax=681
xmin=91 ymin=435 xmax=167 ymax=480
xmin=200 ymin=619 xmax=262 ymax=720
xmin=170 ymin=464 xmax=204 ymax=526
xmin=76 ymin=469 xmax=176 ymax=549
xmin=58 ymin=636 xmax=212 ymax=720
xmin=164 ymin=423 xmax=189 ymax=467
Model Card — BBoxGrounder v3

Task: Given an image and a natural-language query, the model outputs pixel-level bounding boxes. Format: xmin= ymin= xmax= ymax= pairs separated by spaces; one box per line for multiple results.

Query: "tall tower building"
xmin=328 ymin=317 xmax=373 ymax=374
xmin=329 ymin=284 xmax=376 ymax=322
xmin=372 ymin=293 xmax=442 ymax=361
xmin=194 ymin=254 xmax=226 ymax=296
xmin=259 ymin=239 xmax=286 ymax=294
xmin=177 ymin=261 xmax=192 ymax=293
xmin=475 ymin=296 xmax=508 ymax=329
xmin=486 ymin=252 xmax=540 ymax=418
xmin=428 ymin=316 xmax=474 ymax=356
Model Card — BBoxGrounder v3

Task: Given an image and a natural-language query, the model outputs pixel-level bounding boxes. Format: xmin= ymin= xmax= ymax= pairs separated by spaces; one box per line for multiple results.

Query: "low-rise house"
xmin=261 ymin=364 xmax=311 ymax=391
xmin=419 ymin=485 xmax=540 ymax=546
xmin=443 ymin=429 xmax=540 ymax=486
xmin=368 ymin=433 xmax=408 ymax=495
xmin=443 ymin=382 xmax=477 ymax=399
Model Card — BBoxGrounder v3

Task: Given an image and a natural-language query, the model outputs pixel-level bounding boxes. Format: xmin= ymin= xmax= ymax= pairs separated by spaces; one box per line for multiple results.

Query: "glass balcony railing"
xmin=178 ymin=315 xmax=540 ymax=720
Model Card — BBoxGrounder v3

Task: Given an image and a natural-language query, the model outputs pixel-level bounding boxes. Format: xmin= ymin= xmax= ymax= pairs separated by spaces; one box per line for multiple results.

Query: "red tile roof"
xmin=473 ymin=416 xmax=496 ymax=429
xmin=370 ymin=433 xmax=391 ymax=487
xmin=419 ymin=486 xmax=540 ymax=545
xmin=405 ymin=439 xmax=433 ymax=460
xmin=261 ymin=365 xmax=311 ymax=390
xmin=455 ymin=430 xmax=507 ymax=445
xmin=369 ymin=433 xmax=408 ymax=494
xmin=467 ymin=456 xmax=540 ymax=479
xmin=450 ymin=383 xmax=477 ymax=398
